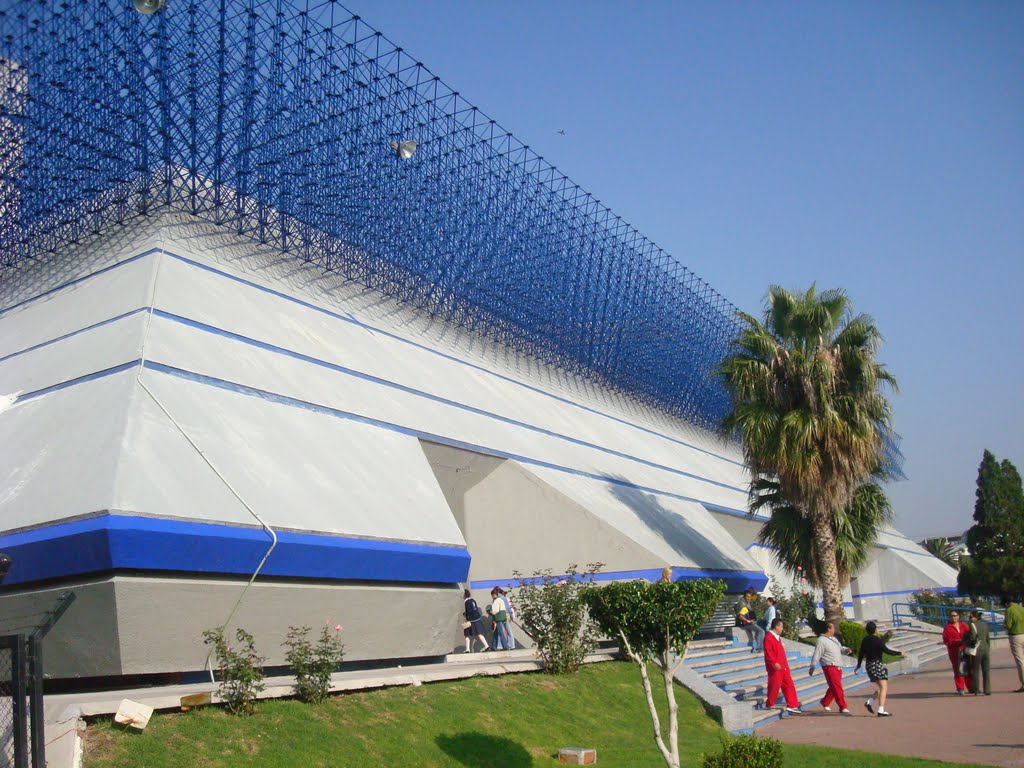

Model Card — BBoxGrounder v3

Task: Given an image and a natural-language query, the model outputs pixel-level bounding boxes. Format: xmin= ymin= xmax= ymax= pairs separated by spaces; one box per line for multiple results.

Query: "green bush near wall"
xmin=701 ymin=734 xmax=784 ymax=768
xmin=838 ymin=621 xmax=866 ymax=655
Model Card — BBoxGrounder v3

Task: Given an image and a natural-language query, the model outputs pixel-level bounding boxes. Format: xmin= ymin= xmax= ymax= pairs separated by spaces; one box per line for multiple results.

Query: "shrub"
xmin=838 ymin=620 xmax=865 ymax=655
xmin=701 ymin=734 xmax=783 ymax=768
xmin=762 ymin=576 xmax=816 ymax=641
xmin=202 ymin=627 xmax=266 ymax=715
xmin=511 ymin=563 xmax=602 ymax=674
xmin=283 ymin=624 xmax=345 ymax=704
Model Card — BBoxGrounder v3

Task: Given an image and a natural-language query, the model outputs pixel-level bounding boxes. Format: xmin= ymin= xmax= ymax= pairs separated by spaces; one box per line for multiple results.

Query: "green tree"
xmin=582 ymin=578 xmax=726 ymax=768
xmin=958 ymin=450 xmax=1024 ymax=597
xmin=755 ymin=477 xmax=894 ymax=586
xmin=717 ymin=286 xmax=897 ymax=626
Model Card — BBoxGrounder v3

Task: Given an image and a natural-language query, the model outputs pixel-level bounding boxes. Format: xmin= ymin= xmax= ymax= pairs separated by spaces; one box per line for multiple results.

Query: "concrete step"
xmin=890 ymin=631 xmax=942 ymax=647
xmin=688 ymin=638 xmax=731 ymax=650
xmin=914 ymin=646 xmax=949 ymax=666
xmin=718 ymin=667 xmax=773 ymax=688
xmin=444 ymin=648 xmax=540 ymax=664
xmin=701 ymin=657 xmax=767 ymax=680
xmin=685 ymin=644 xmax=754 ymax=661
xmin=688 ymin=648 xmax=765 ymax=669
xmin=729 ymin=670 xmax=872 ymax=701
xmin=752 ymin=706 xmax=783 ymax=728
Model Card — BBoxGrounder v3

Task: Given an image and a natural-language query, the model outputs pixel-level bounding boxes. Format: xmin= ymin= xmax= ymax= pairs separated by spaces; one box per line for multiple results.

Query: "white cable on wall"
xmin=137 ymin=240 xmax=277 ymax=681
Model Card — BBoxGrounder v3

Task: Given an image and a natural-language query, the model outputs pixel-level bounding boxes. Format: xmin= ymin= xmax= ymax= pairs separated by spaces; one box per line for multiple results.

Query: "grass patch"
xmin=84 ymin=661 xmax=983 ymax=768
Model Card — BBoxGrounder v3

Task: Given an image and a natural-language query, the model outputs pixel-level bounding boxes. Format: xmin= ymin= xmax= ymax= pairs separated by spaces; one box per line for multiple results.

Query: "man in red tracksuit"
xmin=763 ymin=617 xmax=802 ymax=714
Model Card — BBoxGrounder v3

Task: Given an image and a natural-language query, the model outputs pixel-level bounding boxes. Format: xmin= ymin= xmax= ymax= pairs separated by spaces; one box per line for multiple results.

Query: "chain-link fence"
xmin=0 ymin=636 xmax=29 ymax=768
xmin=0 ymin=644 xmax=13 ymax=768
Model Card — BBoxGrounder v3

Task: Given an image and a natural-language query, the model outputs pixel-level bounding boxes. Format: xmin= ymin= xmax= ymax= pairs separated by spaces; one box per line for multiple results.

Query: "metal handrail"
xmin=891 ymin=602 xmax=1006 ymax=636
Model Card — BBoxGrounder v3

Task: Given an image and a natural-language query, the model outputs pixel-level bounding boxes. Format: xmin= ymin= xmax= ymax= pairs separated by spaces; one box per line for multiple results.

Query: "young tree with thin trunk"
xmin=582 ymin=578 xmax=725 ymax=768
xmin=717 ymin=286 xmax=897 ymax=626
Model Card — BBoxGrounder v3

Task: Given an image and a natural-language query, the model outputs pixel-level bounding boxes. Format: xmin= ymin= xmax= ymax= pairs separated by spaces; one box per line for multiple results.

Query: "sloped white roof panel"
xmin=120 ymin=367 xmax=466 ymax=546
xmin=522 ymin=465 xmax=760 ymax=573
xmin=151 ymin=253 xmax=750 ymax=497
xmin=0 ymin=373 xmax=133 ymax=530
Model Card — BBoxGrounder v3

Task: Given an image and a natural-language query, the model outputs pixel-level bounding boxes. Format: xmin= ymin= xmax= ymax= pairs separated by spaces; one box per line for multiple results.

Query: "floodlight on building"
xmin=133 ymin=0 xmax=166 ymax=15
xmin=389 ymin=139 xmax=417 ymax=160
xmin=0 ymin=553 xmax=11 ymax=584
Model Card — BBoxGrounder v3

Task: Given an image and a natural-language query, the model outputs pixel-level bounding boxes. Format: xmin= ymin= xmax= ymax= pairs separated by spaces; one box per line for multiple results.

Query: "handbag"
xmin=964 ymin=645 xmax=977 ymax=657
xmin=493 ymin=609 xmax=508 ymax=623
xmin=461 ymin=621 xmax=472 ymax=630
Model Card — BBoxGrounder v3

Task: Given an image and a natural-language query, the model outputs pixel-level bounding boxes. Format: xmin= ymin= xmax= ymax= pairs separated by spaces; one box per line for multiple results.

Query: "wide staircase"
xmin=682 ymin=634 xmax=875 ymax=729
xmin=877 ymin=621 xmax=948 ymax=667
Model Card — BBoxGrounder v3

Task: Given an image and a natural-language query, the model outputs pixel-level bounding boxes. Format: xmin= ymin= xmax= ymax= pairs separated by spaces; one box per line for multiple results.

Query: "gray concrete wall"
xmin=460 ymin=460 xmax=664 ymax=583
xmin=420 ymin=441 xmax=505 ymax=537
xmin=112 ymin=576 xmax=464 ymax=676
xmin=0 ymin=578 xmax=121 ymax=678
xmin=709 ymin=511 xmax=761 ymax=549
xmin=4 ymin=575 xmax=464 ymax=678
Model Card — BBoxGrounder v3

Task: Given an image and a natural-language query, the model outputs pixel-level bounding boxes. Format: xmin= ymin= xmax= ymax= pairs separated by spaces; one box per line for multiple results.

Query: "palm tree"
xmin=717 ymin=286 xmax=897 ymax=625
xmin=921 ymin=538 xmax=959 ymax=568
xmin=753 ymin=477 xmax=894 ymax=587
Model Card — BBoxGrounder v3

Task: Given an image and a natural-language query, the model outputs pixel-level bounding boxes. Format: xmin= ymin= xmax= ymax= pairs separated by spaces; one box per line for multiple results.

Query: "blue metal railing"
xmin=891 ymin=603 xmax=1006 ymax=637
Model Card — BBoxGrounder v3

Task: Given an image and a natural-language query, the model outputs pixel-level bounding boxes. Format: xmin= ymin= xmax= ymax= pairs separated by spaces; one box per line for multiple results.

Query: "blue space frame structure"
xmin=0 ymin=0 xmax=904 ymax=474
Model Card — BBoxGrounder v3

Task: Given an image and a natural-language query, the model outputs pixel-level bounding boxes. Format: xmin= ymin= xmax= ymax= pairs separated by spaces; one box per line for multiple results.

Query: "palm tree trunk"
xmin=810 ymin=513 xmax=847 ymax=626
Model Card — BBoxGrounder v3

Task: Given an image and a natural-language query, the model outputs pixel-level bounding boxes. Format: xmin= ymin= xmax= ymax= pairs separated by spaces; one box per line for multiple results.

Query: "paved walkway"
xmin=761 ymin=655 xmax=1024 ymax=767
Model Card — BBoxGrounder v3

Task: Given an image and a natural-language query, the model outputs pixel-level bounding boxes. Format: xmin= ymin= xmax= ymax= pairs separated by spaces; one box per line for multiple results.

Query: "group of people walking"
xmin=756 ymin=596 xmax=1024 ymax=721
xmin=461 ymin=587 xmax=516 ymax=653
xmin=758 ymin=615 xmax=904 ymax=717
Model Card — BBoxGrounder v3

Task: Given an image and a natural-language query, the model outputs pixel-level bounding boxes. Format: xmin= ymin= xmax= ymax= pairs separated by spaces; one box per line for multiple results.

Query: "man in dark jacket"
xmin=969 ymin=610 xmax=991 ymax=696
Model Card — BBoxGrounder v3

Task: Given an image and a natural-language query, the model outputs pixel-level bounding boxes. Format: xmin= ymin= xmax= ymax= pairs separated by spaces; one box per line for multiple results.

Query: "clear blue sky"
xmin=348 ymin=0 xmax=1024 ymax=541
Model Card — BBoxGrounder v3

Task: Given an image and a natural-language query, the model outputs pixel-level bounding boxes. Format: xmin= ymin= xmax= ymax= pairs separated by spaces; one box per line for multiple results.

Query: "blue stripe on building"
xmin=0 ymin=515 xmax=470 ymax=585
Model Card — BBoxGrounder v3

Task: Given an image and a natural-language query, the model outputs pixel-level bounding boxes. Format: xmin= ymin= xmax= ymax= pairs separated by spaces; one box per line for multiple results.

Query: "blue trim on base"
xmin=471 ymin=566 xmax=767 ymax=593
xmin=0 ymin=515 xmax=469 ymax=586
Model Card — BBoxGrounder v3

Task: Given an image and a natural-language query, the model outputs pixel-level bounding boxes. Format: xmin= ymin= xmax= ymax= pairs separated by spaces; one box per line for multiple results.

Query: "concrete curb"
xmin=43 ymin=705 xmax=83 ymax=768
xmin=674 ymin=664 xmax=753 ymax=733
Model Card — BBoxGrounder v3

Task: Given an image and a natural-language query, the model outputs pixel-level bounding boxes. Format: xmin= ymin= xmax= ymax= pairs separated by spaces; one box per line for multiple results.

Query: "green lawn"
xmin=84 ymin=661 xmax=983 ymax=768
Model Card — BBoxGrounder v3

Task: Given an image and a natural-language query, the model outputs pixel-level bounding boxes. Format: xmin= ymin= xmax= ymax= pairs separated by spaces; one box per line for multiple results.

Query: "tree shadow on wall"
xmin=436 ymin=732 xmax=533 ymax=768
xmin=607 ymin=476 xmax=748 ymax=571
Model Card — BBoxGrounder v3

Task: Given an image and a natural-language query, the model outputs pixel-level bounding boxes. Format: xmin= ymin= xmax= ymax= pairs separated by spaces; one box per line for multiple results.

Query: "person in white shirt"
xmin=762 ymin=597 xmax=777 ymax=629
xmin=808 ymin=621 xmax=851 ymax=714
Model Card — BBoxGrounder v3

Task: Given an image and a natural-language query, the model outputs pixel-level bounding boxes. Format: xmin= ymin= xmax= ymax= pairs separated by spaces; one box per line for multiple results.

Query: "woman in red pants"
xmin=941 ymin=610 xmax=972 ymax=695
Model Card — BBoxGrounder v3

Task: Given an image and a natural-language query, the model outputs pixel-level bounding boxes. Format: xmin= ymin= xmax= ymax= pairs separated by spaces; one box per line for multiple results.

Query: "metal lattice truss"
xmin=0 ymin=0 xmax=905 ymax=469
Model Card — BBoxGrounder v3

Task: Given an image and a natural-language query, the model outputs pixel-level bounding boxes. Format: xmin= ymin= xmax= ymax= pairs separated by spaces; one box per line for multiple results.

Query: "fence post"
xmin=28 ymin=635 xmax=44 ymax=768
xmin=11 ymin=635 xmax=29 ymax=768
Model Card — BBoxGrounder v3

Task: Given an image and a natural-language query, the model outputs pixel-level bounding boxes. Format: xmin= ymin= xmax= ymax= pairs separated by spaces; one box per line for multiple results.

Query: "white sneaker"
xmin=840 ymin=708 xmax=852 ymax=715
xmin=821 ymin=704 xmax=833 ymax=712
xmin=784 ymin=707 xmax=803 ymax=715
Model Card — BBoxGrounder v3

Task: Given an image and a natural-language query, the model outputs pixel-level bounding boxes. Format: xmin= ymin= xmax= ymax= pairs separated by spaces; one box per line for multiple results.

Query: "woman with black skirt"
xmin=462 ymin=589 xmax=489 ymax=653
xmin=855 ymin=620 xmax=904 ymax=717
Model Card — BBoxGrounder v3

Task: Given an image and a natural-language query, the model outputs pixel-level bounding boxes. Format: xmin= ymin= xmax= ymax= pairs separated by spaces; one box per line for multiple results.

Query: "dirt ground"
xmin=761 ymin=654 xmax=1024 ymax=767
